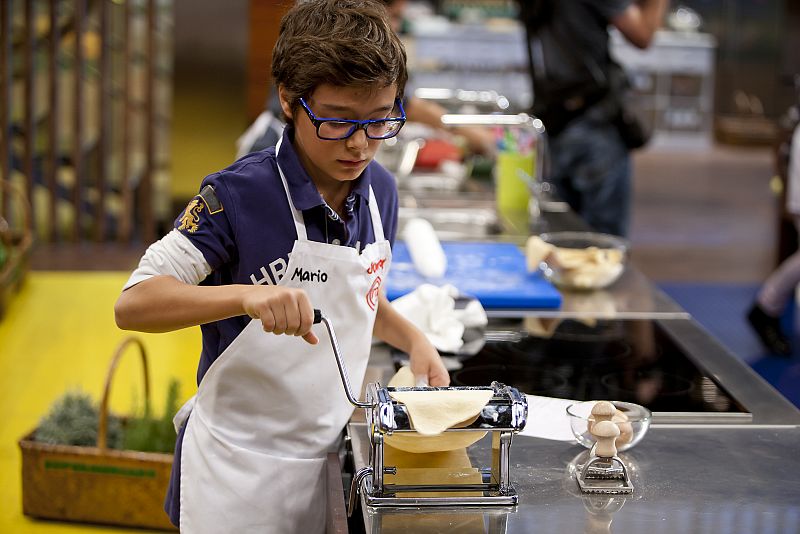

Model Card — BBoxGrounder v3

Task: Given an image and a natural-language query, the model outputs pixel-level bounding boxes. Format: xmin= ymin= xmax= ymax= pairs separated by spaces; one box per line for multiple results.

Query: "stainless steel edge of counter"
xmin=655 ymin=318 xmax=800 ymax=426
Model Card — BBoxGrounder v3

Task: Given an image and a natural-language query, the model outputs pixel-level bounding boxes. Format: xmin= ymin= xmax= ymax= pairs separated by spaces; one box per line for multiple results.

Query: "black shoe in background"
xmin=747 ymin=304 xmax=792 ymax=357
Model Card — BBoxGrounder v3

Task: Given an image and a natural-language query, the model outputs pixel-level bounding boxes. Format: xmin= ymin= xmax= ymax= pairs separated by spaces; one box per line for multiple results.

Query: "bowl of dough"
xmin=565 ymin=400 xmax=651 ymax=452
xmin=527 ymin=231 xmax=628 ymax=290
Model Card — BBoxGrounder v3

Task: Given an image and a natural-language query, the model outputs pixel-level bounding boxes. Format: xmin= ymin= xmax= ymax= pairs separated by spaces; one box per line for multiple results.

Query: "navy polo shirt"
xmin=164 ymin=127 xmax=398 ymax=526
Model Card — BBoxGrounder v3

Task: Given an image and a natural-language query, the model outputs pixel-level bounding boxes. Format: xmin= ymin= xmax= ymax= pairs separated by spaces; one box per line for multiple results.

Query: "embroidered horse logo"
xmin=178 ymin=199 xmax=204 ymax=233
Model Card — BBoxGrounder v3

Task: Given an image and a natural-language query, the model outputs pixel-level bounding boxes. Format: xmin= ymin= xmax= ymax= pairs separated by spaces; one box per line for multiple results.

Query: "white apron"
xmin=178 ymin=139 xmax=392 ymax=533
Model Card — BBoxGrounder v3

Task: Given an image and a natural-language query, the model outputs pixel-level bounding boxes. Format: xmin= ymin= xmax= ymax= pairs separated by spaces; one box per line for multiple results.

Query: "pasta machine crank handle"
xmin=314 ymin=309 xmax=372 ymax=409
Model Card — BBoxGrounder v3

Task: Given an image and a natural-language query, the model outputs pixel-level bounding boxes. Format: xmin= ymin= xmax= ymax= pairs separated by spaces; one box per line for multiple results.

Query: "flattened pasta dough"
xmin=384 ymin=366 xmax=491 ymax=453
xmin=389 ymin=389 xmax=493 ymax=435
xmin=387 ymin=365 xmax=419 ymax=389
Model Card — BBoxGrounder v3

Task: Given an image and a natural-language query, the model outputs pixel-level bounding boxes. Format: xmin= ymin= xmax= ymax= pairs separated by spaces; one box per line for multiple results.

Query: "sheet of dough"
xmin=389 ymin=389 xmax=492 ymax=435
xmin=385 ymin=366 xmax=490 ymax=453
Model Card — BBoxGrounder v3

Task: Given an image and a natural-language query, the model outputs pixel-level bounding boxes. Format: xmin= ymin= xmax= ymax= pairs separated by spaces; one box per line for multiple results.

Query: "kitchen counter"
xmin=348 ymin=316 xmax=800 ymax=531
xmin=348 ymin=422 xmax=800 ymax=533
xmin=341 ymin=182 xmax=800 ymax=532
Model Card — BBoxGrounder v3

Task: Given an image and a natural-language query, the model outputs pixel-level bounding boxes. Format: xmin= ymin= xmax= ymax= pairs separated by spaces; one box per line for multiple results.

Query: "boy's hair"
xmin=271 ymin=0 xmax=407 ymax=124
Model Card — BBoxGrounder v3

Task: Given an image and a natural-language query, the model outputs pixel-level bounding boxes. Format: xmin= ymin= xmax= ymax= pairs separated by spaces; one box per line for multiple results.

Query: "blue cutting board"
xmin=386 ymin=241 xmax=562 ymax=309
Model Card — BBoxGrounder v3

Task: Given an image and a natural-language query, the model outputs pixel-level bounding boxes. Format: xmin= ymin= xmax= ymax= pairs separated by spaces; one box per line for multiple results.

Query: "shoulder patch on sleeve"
xmin=198 ymin=184 xmax=224 ymax=214
xmin=177 ymin=198 xmax=204 ymax=233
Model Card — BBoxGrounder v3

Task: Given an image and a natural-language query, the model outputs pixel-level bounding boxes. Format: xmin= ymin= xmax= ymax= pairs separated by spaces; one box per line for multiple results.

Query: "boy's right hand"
xmin=242 ymin=286 xmax=318 ymax=344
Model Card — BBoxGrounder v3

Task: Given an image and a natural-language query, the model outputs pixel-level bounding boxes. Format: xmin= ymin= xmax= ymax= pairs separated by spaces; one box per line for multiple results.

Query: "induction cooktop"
xmin=391 ymin=318 xmax=751 ymax=422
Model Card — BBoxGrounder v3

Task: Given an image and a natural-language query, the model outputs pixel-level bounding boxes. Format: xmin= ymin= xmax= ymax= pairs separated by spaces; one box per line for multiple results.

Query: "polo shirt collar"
xmin=276 ymin=127 xmax=373 ymax=212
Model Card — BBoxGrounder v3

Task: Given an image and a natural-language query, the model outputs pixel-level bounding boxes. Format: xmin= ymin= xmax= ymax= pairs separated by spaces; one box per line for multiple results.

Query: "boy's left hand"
xmin=408 ymin=336 xmax=450 ymax=387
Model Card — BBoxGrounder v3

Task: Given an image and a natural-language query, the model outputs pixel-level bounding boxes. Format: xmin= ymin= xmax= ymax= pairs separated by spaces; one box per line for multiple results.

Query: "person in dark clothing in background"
xmin=517 ymin=0 xmax=668 ymax=237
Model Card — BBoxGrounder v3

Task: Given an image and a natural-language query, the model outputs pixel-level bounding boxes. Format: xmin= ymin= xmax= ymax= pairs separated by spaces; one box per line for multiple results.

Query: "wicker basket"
xmin=19 ymin=337 xmax=177 ymax=531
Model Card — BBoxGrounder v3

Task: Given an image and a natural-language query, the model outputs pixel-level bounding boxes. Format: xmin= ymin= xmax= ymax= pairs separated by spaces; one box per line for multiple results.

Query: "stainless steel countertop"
xmin=349 ymin=423 xmax=800 ymax=533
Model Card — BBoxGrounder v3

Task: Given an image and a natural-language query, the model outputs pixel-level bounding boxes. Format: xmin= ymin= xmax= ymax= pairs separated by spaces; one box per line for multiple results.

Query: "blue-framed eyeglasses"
xmin=298 ymin=97 xmax=406 ymax=140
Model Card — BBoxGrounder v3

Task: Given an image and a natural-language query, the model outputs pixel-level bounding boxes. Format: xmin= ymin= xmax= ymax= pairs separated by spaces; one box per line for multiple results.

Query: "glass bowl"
xmin=538 ymin=231 xmax=628 ymax=290
xmin=565 ymin=400 xmax=652 ymax=452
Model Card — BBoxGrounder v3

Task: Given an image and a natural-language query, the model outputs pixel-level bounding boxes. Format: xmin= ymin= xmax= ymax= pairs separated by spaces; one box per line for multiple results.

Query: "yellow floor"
xmin=0 ymin=272 xmax=200 ymax=532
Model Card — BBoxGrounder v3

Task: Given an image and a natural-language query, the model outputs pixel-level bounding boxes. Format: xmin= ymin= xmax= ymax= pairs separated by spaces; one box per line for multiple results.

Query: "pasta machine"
xmin=314 ymin=310 xmax=528 ymax=512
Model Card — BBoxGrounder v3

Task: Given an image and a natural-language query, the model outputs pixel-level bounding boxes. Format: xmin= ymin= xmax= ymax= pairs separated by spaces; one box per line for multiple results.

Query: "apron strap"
xmin=367 ymin=186 xmax=385 ymax=242
xmin=275 ymin=137 xmax=308 ymax=241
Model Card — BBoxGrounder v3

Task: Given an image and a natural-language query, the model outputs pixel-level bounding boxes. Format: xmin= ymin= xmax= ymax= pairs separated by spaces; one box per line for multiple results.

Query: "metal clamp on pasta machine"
xmin=313 ymin=310 xmax=528 ymax=511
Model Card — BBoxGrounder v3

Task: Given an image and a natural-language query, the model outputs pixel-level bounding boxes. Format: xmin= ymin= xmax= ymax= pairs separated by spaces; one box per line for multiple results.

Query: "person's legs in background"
xmin=750 ymin=123 xmax=800 ymax=356
xmin=547 ymin=116 xmax=631 ymax=237
xmin=749 ymin=247 xmax=800 ymax=357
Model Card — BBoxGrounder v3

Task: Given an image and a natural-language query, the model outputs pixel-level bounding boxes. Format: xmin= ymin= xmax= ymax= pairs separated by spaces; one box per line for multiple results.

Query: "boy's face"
xmin=280 ymin=83 xmax=399 ymax=191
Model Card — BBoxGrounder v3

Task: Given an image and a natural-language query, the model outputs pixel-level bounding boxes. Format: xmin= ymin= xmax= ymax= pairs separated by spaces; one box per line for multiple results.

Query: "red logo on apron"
xmin=366 ymin=275 xmax=382 ymax=311
xmin=367 ymin=258 xmax=387 ymax=274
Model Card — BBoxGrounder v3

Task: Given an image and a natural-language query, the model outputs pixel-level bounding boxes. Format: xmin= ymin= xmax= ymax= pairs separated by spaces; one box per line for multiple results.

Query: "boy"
xmin=114 ymin=1 xmax=449 ymax=532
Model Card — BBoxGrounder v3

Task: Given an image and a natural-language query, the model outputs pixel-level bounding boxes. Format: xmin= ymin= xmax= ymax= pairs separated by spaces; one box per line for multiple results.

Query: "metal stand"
xmin=348 ymin=428 xmax=519 ymax=511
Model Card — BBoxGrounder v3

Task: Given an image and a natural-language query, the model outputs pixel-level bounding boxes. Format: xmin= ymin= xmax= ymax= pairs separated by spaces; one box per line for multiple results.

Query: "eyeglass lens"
xmin=318 ymin=120 xmax=403 ymax=140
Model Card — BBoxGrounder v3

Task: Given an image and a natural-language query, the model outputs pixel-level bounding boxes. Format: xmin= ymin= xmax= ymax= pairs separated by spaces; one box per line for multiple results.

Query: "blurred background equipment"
xmin=0 ymin=0 xmax=174 ymax=245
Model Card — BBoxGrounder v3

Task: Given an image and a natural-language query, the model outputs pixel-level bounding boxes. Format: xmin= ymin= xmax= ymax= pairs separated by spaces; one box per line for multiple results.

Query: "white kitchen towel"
xmin=454 ymin=294 xmax=489 ymax=329
xmin=785 ymin=124 xmax=800 ymax=216
xmin=392 ymin=284 xmax=487 ymax=353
